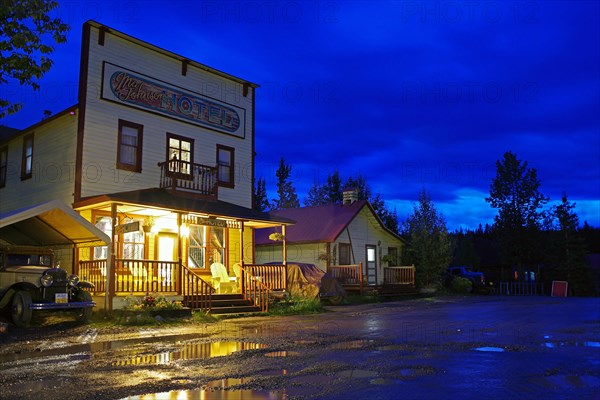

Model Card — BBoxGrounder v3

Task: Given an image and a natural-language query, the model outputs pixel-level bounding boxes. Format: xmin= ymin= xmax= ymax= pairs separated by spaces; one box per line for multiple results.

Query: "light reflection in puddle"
xmin=123 ymin=388 xmax=285 ymax=399
xmin=264 ymin=351 xmax=300 ymax=357
xmin=474 ymin=347 xmax=505 ymax=352
xmin=113 ymin=341 xmax=267 ymax=366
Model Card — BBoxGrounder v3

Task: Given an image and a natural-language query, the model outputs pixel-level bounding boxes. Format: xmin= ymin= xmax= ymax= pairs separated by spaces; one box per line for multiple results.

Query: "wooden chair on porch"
xmin=210 ymin=262 xmax=238 ymax=293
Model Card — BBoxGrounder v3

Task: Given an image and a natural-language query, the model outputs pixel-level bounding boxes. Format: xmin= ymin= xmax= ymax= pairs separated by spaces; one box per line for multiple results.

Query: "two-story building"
xmin=0 ymin=21 xmax=292 ymax=311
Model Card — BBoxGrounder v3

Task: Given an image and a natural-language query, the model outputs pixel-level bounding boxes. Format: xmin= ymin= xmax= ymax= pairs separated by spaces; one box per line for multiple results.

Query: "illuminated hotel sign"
xmin=102 ymin=62 xmax=245 ymax=137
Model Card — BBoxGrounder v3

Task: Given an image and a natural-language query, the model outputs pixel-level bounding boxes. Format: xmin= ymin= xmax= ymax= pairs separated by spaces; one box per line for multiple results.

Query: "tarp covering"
xmin=286 ymin=263 xmax=346 ymax=300
xmin=0 ymin=200 xmax=110 ymax=247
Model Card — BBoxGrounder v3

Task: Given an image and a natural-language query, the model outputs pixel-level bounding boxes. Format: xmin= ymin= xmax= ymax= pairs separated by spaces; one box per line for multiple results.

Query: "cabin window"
xmin=0 ymin=146 xmax=7 ymax=188
xmin=167 ymin=133 xmax=193 ymax=175
xmin=21 ymin=133 xmax=34 ymax=180
xmin=339 ymin=243 xmax=351 ymax=265
xmin=117 ymin=120 xmax=143 ymax=172
xmin=387 ymin=247 xmax=399 ymax=266
xmin=217 ymin=144 xmax=234 ymax=187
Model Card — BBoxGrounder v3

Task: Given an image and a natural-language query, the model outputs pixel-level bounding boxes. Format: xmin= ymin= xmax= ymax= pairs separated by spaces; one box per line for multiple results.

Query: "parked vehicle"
xmin=444 ymin=266 xmax=492 ymax=293
xmin=0 ymin=246 xmax=95 ymax=327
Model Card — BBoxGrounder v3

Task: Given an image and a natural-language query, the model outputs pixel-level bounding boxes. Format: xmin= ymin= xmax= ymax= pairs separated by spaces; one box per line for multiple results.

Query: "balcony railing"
xmin=158 ymin=160 xmax=217 ymax=197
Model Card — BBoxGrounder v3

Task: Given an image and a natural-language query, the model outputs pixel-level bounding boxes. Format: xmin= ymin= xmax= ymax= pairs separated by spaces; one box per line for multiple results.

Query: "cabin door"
xmin=365 ymin=245 xmax=377 ymax=285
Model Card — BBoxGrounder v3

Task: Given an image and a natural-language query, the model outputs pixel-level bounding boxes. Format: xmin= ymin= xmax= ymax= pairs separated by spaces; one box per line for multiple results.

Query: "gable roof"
xmin=256 ymin=200 xmax=404 ymax=245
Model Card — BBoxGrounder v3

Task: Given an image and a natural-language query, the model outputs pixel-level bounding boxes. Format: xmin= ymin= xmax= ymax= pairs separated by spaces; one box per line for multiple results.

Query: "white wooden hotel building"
xmin=0 ymin=21 xmax=292 ymax=311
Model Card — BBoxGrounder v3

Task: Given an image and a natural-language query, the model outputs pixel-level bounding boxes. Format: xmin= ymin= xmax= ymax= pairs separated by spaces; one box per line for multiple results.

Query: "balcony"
xmin=158 ymin=160 xmax=217 ymax=198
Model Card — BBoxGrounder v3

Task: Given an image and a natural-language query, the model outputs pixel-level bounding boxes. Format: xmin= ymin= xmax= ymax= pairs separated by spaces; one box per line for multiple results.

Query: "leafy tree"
xmin=401 ymin=189 xmax=453 ymax=287
xmin=272 ymin=158 xmax=299 ymax=210
xmin=253 ymin=177 xmax=270 ymax=212
xmin=485 ymin=151 xmax=549 ymax=274
xmin=1 ymin=0 xmax=69 ymax=118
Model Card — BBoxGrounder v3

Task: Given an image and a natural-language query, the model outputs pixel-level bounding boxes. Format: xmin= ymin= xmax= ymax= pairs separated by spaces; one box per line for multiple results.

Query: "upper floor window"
xmin=117 ymin=120 xmax=143 ymax=172
xmin=167 ymin=133 xmax=193 ymax=175
xmin=217 ymin=144 xmax=234 ymax=187
xmin=21 ymin=133 xmax=34 ymax=180
xmin=0 ymin=146 xmax=7 ymax=188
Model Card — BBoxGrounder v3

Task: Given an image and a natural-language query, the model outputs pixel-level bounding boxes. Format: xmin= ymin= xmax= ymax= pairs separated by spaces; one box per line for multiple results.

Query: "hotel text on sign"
xmin=102 ymin=63 xmax=245 ymax=137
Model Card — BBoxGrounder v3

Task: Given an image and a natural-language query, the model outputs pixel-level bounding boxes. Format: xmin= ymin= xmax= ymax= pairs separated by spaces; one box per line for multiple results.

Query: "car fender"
xmin=77 ymin=281 xmax=95 ymax=290
xmin=0 ymin=283 xmax=38 ymax=309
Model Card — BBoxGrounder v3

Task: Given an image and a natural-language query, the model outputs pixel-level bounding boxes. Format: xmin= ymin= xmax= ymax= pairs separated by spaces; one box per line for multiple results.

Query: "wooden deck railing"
xmin=181 ymin=264 xmax=215 ymax=311
xmin=79 ymin=259 xmax=107 ymax=292
xmin=243 ymin=264 xmax=287 ymax=291
xmin=329 ymin=263 xmax=363 ymax=293
xmin=384 ymin=265 xmax=415 ymax=286
xmin=158 ymin=160 xmax=217 ymax=197
xmin=239 ymin=265 xmax=271 ymax=312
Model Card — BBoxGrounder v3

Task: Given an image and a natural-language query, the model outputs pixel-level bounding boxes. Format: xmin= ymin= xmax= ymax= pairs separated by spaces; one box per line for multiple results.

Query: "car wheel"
xmin=75 ymin=290 xmax=93 ymax=322
xmin=11 ymin=291 xmax=33 ymax=327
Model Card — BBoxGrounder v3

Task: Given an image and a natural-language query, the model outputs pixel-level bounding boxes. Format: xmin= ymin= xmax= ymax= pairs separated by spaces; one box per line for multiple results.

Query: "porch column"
xmin=107 ymin=203 xmax=117 ymax=312
xmin=239 ymin=220 xmax=245 ymax=294
xmin=176 ymin=212 xmax=183 ymax=295
xmin=282 ymin=224 xmax=287 ymax=292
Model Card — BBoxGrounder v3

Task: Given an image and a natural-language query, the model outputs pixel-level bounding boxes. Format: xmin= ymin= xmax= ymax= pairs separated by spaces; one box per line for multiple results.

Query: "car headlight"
xmin=68 ymin=274 xmax=80 ymax=287
xmin=40 ymin=274 xmax=54 ymax=288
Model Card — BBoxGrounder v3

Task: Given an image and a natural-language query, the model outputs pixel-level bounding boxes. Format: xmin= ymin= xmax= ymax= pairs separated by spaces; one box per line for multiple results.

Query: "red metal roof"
xmin=255 ymin=200 xmax=370 ymax=244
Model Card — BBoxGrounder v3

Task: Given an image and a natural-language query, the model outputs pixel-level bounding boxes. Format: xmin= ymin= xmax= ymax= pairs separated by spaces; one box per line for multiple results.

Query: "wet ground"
xmin=0 ymin=295 xmax=599 ymax=400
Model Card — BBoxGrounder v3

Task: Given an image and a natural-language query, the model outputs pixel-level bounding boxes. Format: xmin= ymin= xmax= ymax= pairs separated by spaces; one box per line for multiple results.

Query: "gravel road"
xmin=0 ymin=295 xmax=599 ymax=399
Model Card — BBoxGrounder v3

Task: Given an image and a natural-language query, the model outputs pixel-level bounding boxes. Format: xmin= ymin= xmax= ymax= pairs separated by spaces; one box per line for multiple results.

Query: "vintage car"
xmin=0 ymin=245 xmax=95 ymax=327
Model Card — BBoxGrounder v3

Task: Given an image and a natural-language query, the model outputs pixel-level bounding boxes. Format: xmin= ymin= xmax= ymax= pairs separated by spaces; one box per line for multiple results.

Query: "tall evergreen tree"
xmin=402 ymin=189 xmax=453 ymax=287
xmin=272 ymin=158 xmax=300 ymax=210
xmin=550 ymin=193 xmax=592 ymax=295
xmin=485 ymin=151 xmax=549 ymax=274
xmin=253 ymin=177 xmax=270 ymax=212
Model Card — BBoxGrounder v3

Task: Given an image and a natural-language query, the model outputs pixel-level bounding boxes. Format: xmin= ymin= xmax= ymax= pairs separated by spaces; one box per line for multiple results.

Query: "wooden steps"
xmin=183 ymin=293 xmax=262 ymax=315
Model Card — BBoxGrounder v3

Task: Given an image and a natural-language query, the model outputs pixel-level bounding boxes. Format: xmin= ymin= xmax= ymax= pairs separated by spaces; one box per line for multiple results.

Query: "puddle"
xmin=329 ymin=340 xmax=374 ymax=350
xmin=123 ymin=388 xmax=285 ymax=399
xmin=264 ymin=350 xmax=300 ymax=357
xmin=474 ymin=346 xmax=506 ymax=352
xmin=543 ymin=341 xmax=600 ymax=349
xmin=337 ymin=369 xmax=379 ymax=378
xmin=113 ymin=341 xmax=268 ymax=366
xmin=0 ymin=333 xmax=203 ymax=364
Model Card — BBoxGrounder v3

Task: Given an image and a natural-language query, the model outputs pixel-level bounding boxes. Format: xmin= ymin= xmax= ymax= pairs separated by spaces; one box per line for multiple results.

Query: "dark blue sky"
xmin=2 ymin=0 xmax=599 ymax=229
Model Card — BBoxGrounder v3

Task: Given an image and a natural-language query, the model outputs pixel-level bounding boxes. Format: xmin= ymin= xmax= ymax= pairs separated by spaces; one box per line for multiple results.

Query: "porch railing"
xmin=384 ymin=265 xmax=415 ymax=286
xmin=239 ymin=265 xmax=271 ymax=312
xmin=181 ymin=264 xmax=215 ymax=311
xmin=158 ymin=160 xmax=217 ymax=197
xmin=243 ymin=264 xmax=287 ymax=291
xmin=329 ymin=263 xmax=363 ymax=293
xmin=79 ymin=259 xmax=107 ymax=292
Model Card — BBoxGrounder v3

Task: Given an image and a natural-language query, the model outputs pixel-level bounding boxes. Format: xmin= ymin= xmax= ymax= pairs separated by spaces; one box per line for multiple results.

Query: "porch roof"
xmin=74 ymin=188 xmax=295 ymax=228
xmin=0 ymin=200 xmax=111 ymax=247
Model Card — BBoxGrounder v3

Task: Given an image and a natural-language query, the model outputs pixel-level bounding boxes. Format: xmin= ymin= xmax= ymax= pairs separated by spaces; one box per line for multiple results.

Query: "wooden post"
xmin=239 ymin=220 xmax=245 ymax=294
xmin=282 ymin=224 xmax=287 ymax=292
xmin=107 ymin=203 xmax=117 ymax=312
xmin=176 ymin=213 xmax=183 ymax=295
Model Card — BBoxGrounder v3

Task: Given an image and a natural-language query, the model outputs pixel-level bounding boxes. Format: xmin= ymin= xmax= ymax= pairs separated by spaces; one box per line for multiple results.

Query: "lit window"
xmin=217 ymin=144 xmax=234 ymax=187
xmin=117 ymin=120 xmax=143 ymax=172
xmin=94 ymin=216 xmax=112 ymax=260
xmin=167 ymin=133 xmax=193 ymax=175
xmin=122 ymin=218 xmax=144 ymax=259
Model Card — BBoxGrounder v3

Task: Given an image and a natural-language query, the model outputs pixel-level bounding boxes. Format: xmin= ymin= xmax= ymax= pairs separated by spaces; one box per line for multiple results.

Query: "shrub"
xmin=451 ymin=277 xmax=473 ymax=293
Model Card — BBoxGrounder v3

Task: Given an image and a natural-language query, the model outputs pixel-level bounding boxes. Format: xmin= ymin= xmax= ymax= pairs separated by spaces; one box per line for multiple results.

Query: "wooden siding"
xmin=80 ymin=25 xmax=254 ymax=208
xmin=0 ymin=113 xmax=77 ymax=214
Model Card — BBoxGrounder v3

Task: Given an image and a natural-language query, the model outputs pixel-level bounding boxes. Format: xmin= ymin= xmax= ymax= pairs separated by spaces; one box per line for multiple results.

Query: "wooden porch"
xmin=328 ymin=263 xmax=417 ymax=297
xmin=78 ymin=260 xmax=287 ymax=314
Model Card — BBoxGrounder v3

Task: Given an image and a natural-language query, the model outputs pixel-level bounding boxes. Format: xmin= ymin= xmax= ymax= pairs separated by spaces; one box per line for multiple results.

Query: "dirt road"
xmin=0 ymin=296 xmax=599 ymax=399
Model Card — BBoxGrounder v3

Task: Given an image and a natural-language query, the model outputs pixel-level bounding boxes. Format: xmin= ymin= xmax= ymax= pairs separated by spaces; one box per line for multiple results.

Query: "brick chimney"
xmin=343 ymin=188 xmax=358 ymax=205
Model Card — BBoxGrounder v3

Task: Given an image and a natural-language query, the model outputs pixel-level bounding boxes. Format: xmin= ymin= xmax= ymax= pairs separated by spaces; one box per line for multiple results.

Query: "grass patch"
xmin=268 ymin=297 xmax=326 ymax=316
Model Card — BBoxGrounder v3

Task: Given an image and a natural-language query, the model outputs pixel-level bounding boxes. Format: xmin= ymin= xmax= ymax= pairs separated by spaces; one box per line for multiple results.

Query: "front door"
xmin=366 ymin=245 xmax=377 ymax=285
xmin=156 ymin=233 xmax=178 ymax=288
